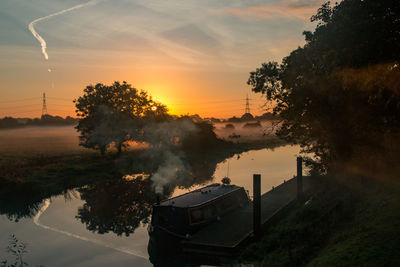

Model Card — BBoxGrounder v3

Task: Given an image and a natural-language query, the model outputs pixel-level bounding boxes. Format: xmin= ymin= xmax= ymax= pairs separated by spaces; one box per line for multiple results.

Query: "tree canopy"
xmin=248 ymin=0 xmax=400 ymax=173
xmin=74 ymin=81 xmax=168 ymax=154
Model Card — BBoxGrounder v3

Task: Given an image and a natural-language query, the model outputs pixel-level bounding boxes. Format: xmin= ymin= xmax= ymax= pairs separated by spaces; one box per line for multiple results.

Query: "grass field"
xmin=239 ymin=174 xmax=400 ymax=266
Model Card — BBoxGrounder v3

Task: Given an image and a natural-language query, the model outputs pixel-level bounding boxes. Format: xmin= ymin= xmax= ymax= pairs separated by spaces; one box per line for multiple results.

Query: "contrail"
xmin=33 ymin=198 xmax=148 ymax=259
xmin=28 ymin=0 xmax=98 ymax=60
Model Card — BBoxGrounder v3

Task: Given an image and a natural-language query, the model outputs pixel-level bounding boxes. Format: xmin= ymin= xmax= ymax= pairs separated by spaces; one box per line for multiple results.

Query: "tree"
xmin=248 ymin=0 xmax=400 ymax=173
xmin=74 ymin=81 xmax=168 ymax=155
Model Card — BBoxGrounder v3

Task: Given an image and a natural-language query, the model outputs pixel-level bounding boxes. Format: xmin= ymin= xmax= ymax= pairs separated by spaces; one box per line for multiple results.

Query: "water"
xmin=0 ymin=127 xmax=301 ymax=266
xmin=173 ymin=145 xmax=301 ymax=197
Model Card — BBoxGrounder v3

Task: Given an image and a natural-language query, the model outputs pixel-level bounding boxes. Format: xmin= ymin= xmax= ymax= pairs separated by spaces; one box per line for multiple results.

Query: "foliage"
xmin=0 ymin=115 xmax=76 ymax=129
xmin=76 ymin=177 xmax=157 ymax=236
xmin=248 ymin=0 xmax=400 ymax=172
xmin=1 ymin=234 xmax=28 ymax=267
xmin=1 ymin=235 xmax=44 ymax=267
xmin=74 ymin=81 xmax=168 ymax=155
xmin=181 ymin=120 xmax=225 ymax=153
xmin=0 ymin=153 xmax=118 ymax=221
xmin=239 ymin=176 xmax=400 ymax=266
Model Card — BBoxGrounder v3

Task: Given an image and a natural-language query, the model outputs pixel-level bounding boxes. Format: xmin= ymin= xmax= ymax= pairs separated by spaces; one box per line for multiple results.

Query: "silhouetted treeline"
xmin=225 ymin=112 xmax=278 ymax=123
xmin=249 ymin=0 xmax=400 ymax=174
xmin=0 ymin=115 xmax=78 ymax=129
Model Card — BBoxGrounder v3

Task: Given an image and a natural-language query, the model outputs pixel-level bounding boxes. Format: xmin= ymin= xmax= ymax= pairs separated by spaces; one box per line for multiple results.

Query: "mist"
xmin=0 ymin=125 xmax=147 ymax=156
xmin=0 ymin=126 xmax=82 ymax=155
xmin=213 ymin=120 xmax=280 ymax=141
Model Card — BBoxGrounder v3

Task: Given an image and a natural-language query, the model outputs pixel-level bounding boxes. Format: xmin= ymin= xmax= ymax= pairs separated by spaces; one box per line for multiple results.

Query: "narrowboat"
xmin=148 ymin=183 xmax=250 ymax=238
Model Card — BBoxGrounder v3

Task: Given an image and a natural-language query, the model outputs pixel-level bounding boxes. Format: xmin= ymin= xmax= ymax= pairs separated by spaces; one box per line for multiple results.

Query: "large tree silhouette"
xmin=248 ymin=0 xmax=400 ymax=173
xmin=74 ymin=81 xmax=168 ymax=155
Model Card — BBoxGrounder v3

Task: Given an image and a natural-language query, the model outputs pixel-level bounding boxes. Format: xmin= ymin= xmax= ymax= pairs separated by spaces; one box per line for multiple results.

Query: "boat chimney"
xmin=156 ymin=194 xmax=160 ymax=206
xmin=253 ymin=174 xmax=261 ymax=238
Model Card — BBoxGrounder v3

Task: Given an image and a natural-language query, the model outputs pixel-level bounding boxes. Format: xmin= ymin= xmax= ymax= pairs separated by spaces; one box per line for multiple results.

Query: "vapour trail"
xmin=28 ymin=0 xmax=99 ymax=60
xmin=33 ymin=199 xmax=148 ymax=259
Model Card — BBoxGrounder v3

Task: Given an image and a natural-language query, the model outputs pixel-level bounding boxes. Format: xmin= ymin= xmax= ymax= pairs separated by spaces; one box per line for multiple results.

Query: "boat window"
xmin=190 ymin=208 xmax=204 ymax=223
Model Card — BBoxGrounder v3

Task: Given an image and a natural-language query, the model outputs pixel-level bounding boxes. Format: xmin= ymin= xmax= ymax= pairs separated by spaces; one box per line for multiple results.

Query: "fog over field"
xmin=0 ymin=121 xmax=279 ymax=155
xmin=0 ymin=126 xmax=152 ymax=156
xmin=0 ymin=126 xmax=83 ymax=155
xmin=213 ymin=120 xmax=279 ymax=141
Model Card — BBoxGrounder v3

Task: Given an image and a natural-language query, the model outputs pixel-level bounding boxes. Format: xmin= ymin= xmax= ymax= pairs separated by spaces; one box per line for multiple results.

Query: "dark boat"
xmin=149 ymin=183 xmax=250 ymax=238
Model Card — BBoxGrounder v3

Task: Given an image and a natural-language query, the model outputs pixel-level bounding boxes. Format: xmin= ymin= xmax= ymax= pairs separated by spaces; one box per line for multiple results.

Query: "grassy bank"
xmin=0 ymin=152 xmax=118 ymax=189
xmin=239 ymin=175 xmax=400 ymax=266
xmin=0 ymin=152 xmax=120 ymax=221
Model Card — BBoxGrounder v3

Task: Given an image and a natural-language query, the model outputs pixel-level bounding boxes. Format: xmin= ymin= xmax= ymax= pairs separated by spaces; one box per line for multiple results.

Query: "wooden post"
xmin=253 ymin=174 xmax=261 ymax=237
xmin=297 ymin=157 xmax=303 ymax=200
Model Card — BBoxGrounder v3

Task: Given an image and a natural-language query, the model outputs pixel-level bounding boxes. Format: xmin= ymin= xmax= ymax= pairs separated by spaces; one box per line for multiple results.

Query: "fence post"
xmin=297 ymin=157 xmax=303 ymax=200
xmin=253 ymin=174 xmax=261 ymax=237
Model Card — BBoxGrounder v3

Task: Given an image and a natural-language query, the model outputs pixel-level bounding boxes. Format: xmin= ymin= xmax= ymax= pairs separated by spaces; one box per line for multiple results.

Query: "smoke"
xmin=78 ymin=107 xmax=202 ymax=193
xmin=143 ymin=118 xmax=197 ymax=148
xmin=143 ymin=118 xmax=197 ymax=194
xmin=111 ymin=117 xmax=198 ymax=194
xmin=151 ymin=151 xmax=185 ymax=194
xmin=28 ymin=0 xmax=99 ymax=60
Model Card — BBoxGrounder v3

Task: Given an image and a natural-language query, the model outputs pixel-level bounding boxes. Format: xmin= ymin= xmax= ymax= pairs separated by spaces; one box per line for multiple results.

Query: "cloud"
xmin=159 ymin=24 xmax=220 ymax=52
xmin=28 ymin=0 xmax=99 ymax=60
xmin=212 ymin=0 xmax=324 ymax=21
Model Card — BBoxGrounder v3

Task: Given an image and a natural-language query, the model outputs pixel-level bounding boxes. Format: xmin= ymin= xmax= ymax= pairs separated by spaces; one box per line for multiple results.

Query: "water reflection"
xmin=0 ymin=181 xmax=46 ymax=222
xmin=75 ymin=154 xmax=226 ymax=236
xmin=0 ymin=144 xmax=295 ymax=227
xmin=0 ymin=144 xmax=236 ymax=223
xmin=76 ymin=176 xmax=159 ymax=236
xmin=0 ymin=145 xmax=299 ymax=266
xmin=74 ymin=144 xmax=264 ymax=236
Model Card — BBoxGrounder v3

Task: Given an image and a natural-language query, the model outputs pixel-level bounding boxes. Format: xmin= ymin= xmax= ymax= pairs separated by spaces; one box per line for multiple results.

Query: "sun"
xmin=151 ymin=106 xmax=157 ymax=111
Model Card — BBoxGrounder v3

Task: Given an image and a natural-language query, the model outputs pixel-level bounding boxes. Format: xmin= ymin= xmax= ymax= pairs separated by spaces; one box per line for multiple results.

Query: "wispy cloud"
xmin=212 ymin=0 xmax=324 ymax=21
xmin=28 ymin=0 xmax=99 ymax=60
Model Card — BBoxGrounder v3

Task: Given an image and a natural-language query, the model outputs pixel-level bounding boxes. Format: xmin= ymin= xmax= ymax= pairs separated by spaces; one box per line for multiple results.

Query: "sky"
xmin=0 ymin=0 xmax=323 ymax=118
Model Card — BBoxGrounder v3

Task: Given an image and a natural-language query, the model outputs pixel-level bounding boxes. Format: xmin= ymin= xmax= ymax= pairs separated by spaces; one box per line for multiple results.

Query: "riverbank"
xmin=0 ymin=143 xmax=301 ymax=267
xmin=239 ymin=174 xmax=400 ymax=266
xmin=0 ymin=136 xmax=287 ymax=221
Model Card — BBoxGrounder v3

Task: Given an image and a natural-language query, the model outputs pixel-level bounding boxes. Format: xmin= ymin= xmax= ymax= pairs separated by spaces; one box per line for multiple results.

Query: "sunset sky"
xmin=0 ymin=0 xmax=323 ymax=118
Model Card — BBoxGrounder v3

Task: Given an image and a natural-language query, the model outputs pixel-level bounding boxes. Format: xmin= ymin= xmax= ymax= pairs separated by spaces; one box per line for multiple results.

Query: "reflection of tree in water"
xmin=0 ymin=181 xmax=44 ymax=222
xmin=76 ymin=176 xmax=162 ymax=236
xmin=76 ymin=149 xmax=233 ymax=236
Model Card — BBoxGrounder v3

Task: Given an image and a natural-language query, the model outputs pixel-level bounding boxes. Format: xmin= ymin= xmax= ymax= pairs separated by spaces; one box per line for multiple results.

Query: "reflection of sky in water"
xmin=172 ymin=144 xmax=300 ymax=197
xmin=0 ymin=145 xmax=300 ymax=266
xmin=0 ymin=196 xmax=151 ymax=266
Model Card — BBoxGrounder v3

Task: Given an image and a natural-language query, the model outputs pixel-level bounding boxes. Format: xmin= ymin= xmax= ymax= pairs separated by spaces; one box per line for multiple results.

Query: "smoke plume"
xmin=151 ymin=151 xmax=185 ymax=194
xmin=28 ymin=0 xmax=98 ymax=60
xmin=144 ymin=119 xmax=197 ymax=194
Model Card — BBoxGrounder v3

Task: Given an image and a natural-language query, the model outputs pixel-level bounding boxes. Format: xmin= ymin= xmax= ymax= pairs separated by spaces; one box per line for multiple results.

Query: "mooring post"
xmin=297 ymin=157 xmax=303 ymax=200
xmin=253 ymin=174 xmax=261 ymax=237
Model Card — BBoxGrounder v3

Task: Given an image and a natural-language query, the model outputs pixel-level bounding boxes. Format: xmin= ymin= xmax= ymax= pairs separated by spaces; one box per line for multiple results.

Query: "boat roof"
xmin=159 ymin=183 xmax=242 ymax=208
